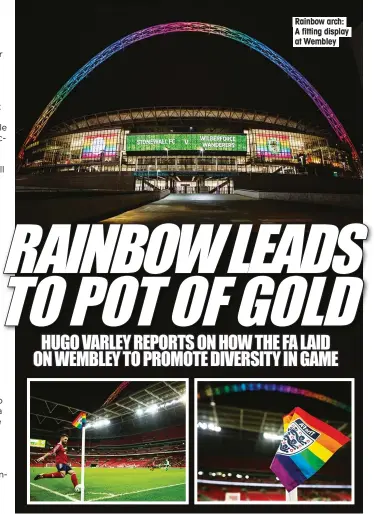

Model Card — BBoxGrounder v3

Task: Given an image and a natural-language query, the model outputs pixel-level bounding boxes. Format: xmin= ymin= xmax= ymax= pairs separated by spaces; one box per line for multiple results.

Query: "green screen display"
xmin=126 ymin=133 xmax=247 ymax=152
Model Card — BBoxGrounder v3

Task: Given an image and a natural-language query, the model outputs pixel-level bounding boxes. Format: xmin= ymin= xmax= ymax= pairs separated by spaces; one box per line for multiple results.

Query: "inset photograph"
xmin=28 ymin=379 xmax=187 ymax=504
xmin=196 ymin=379 xmax=352 ymax=504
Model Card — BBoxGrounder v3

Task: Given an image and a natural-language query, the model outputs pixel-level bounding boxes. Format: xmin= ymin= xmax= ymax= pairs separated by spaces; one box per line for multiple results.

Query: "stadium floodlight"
xmin=227 ymin=473 xmax=232 ymax=477
xmin=197 ymin=421 xmax=221 ymax=432
xmin=198 ymin=471 xmax=203 ymax=476
xmin=148 ymin=394 xmax=186 ymax=412
xmin=263 ymin=432 xmax=283 ymax=441
xmin=163 ymin=400 xmax=177 ymax=408
xmin=136 ymin=408 xmax=143 ymax=416
xmin=145 ymin=404 xmax=159 ymax=414
xmin=86 ymin=419 xmax=111 ymax=430
xmin=236 ymin=474 xmax=242 ymax=479
xmin=245 ymin=475 xmax=249 ymax=479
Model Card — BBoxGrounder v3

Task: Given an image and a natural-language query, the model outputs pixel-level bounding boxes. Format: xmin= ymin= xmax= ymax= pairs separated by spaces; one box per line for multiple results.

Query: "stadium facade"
xmin=22 ymin=107 xmax=353 ymax=194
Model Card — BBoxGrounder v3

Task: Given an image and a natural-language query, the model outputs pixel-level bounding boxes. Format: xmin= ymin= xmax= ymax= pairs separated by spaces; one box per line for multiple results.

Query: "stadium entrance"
xmin=134 ymin=172 xmax=234 ymax=195
xmin=174 ymin=178 xmax=233 ymax=194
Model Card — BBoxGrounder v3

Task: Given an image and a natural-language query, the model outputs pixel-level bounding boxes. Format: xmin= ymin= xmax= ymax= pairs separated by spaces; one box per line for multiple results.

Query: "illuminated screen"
xmin=126 ymin=133 xmax=247 ymax=152
xmin=30 ymin=439 xmax=46 ymax=448
xmin=81 ymin=132 xmax=118 ymax=158
xmin=256 ymin=134 xmax=292 ymax=159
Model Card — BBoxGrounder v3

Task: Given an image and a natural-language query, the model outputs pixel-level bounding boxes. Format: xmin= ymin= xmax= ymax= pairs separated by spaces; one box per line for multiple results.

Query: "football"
xmin=75 ymin=484 xmax=82 ymax=493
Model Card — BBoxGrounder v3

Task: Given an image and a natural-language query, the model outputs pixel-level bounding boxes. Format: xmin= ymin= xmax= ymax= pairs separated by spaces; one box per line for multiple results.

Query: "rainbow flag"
xmin=270 ymin=407 xmax=350 ymax=492
xmin=72 ymin=412 xmax=87 ymax=430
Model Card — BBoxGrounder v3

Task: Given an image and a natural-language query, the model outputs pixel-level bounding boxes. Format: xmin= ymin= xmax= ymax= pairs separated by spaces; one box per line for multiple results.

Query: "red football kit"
xmin=34 ymin=440 xmax=78 ymax=489
xmin=52 ymin=442 xmax=69 ymax=465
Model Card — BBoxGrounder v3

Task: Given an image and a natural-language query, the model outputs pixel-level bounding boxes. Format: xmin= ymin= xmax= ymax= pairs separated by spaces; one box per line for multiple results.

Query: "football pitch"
xmin=30 ymin=467 xmax=186 ymax=502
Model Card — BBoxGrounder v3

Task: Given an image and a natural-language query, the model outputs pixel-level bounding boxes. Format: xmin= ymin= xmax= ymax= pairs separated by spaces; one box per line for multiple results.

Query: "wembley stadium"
xmin=29 ymin=381 xmax=187 ymax=503
xmin=20 ymin=106 xmax=354 ymax=195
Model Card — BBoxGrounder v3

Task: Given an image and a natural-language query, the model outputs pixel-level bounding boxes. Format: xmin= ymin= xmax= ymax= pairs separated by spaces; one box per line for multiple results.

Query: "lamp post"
xmin=100 ymin=150 xmax=105 ymax=173
xmin=199 ymin=147 xmax=204 ymax=170
xmin=198 ymin=148 xmax=204 ymax=192
xmin=165 ymin=147 xmax=169 ymax=172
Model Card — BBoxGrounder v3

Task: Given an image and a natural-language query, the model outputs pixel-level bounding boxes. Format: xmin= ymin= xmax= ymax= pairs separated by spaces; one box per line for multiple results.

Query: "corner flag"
xmin=270 ymin=407 xmax=350 ymax=492
xmin=71 ymin=411 xmax=87 ymax=501
xmin=72 ymin=412 xmax=87 ymax=429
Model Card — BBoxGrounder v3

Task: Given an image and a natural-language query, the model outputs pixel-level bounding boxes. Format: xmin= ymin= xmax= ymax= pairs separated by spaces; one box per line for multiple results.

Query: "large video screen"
xmin=256 ymin=133 xmax=292 ymax=159
xmin=126 ymin=133 xmax=247 ymax=152
xmin=30 ymin=439 xmax=46 ymax=448
xmin=81 ymin=132 xmax=119 ymax=159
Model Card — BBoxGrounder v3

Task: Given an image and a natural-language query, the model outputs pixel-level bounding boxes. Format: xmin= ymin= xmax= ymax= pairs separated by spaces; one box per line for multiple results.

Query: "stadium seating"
xmin=30 ymin=454 xmax=187 ymax=468
xmin=198 ymin=484 xmax=352 ymax=502
xmin=75 ymin=426 xmax=185 ymax=448
xmin=81 ymin=442 xmax=184 ymax=456
xmin=30 ymin=428 xmax=186 ymax=469
xmin=199 ymin=453 xmax=350 ymax=483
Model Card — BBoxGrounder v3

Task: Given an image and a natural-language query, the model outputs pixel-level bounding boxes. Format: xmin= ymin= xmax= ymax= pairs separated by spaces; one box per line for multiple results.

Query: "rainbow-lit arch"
xmin=19 ymin=21 xmax=359 ymax=169
xmin=198 ymin=382 xmax=351 ymax=412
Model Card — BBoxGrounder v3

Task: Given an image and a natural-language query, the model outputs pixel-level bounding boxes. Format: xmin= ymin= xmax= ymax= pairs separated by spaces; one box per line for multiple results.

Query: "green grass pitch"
xmin=30 ymin=467 xmax=186 ymax=502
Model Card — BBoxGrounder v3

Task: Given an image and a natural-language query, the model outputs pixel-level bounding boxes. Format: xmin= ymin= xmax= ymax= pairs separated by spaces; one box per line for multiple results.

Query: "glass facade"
xmin=23 ymin=127 xmax=349 ymax=174
xmin=135 ymin=177 xmax=234 ymax=194
xmin=81 ymin=131 xmax=120 ymax=159
xmin=249 ymin=129 xmax=332 ymax=165
xmin=26 ymin=129 xmax=123 ymax=170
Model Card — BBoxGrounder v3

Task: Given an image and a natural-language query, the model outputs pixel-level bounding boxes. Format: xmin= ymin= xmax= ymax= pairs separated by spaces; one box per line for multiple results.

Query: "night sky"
xmin=17 ymin=0 xmax=362 ymax=150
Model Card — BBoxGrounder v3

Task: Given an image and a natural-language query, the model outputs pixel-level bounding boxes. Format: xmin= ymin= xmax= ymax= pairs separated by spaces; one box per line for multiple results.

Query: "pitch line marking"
xmin=31 ymin=482 xmax=79 ymax=502
xmin=88 ymin=482 xmax=185 ymax=502
xmin=67 ymin=491 xmax=113 ymax=495
xmin=90 ymin=492 xmax=115 ymax=495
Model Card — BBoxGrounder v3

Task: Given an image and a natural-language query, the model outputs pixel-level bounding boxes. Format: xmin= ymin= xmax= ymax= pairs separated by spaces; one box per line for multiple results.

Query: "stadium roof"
xmin=46 ymin=106 xmax=328 ymax=138
xmin=198 ymin=403 xmax=351 ymax=438
xmin=30 ymin=381 xmax=186 ymax=433
xmin=93 ymin=381 xmax=185 ymax=421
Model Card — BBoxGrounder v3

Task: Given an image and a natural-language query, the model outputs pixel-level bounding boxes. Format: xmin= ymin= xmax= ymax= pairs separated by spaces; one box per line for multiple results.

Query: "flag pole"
xmin=286 ymin=487 xmax=298 ymax=502
xmin=80 ymin=425 xmax=86 ymax=502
